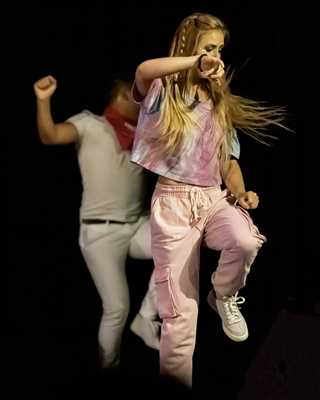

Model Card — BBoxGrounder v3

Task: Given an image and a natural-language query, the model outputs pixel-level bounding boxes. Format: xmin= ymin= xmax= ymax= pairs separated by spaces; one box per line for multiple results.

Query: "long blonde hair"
xmin=157 ymin=12 xmax=287 ymax=162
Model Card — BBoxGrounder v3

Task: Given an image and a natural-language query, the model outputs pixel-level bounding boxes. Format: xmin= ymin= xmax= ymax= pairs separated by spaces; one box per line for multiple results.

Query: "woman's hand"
xmin=197 ymin=54 xmax=225 ymax=80
xmin=236 ymin=191 xmax=260 ymax=209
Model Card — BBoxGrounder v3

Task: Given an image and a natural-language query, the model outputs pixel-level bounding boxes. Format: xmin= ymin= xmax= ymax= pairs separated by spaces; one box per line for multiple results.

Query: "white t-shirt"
xmin=67 ymin=110 xmax=147 ymax=222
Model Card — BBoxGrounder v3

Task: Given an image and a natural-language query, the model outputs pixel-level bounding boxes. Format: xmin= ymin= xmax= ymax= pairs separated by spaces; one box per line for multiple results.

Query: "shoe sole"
xmin=222 ymin=324 xmax=248 ymax=342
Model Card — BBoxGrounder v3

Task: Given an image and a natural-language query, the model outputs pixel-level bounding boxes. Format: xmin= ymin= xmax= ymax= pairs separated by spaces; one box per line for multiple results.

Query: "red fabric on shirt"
xmin=104 ymin=106 xmax=136 ymax=151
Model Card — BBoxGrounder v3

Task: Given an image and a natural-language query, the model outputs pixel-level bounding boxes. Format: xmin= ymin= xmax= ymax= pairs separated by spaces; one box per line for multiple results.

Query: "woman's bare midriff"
xmin=158 ymin=175 xmax=217 ymax=189
xmin=158 ymin=176 xmax=186 ymax=185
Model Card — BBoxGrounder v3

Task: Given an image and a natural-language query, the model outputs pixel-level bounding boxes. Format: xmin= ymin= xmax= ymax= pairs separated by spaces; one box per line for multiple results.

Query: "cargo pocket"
xmin=155 ymin=267 xmax=179 ymax=319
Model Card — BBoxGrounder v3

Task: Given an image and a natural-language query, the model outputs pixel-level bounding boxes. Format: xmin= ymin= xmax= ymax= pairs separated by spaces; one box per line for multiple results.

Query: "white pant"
xmin=79 ymin=216 xmax=157 ymax=368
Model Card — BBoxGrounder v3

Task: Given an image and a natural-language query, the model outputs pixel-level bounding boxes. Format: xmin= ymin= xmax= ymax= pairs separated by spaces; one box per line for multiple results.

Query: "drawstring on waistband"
xmin=189 ymin=187 xmax=211 ymax=225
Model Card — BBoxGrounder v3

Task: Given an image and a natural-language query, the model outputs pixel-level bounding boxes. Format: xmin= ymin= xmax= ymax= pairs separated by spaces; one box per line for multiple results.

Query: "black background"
xmin=8 ymin=2 xmax=318 ymax=398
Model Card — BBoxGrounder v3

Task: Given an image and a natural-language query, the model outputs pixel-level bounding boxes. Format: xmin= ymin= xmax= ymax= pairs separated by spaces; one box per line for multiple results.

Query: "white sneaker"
xmin=130 ymin=313 xmax=161 ymax=350
xmin=207 ymin=291 xmax=248 ymax=342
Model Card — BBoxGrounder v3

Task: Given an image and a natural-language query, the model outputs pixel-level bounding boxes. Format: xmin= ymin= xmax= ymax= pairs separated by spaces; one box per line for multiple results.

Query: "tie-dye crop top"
xmin=131 ymin=78 xmax=240 ymax=187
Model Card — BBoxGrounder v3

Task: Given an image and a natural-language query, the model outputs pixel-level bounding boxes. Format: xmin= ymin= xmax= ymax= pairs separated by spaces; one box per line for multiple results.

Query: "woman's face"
xmin=195 ymin=30 xmax=225 ymax=59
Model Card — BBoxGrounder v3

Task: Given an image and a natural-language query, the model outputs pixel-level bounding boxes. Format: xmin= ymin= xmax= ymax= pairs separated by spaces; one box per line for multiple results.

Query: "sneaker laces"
xmin=223 ymin=292 xmax=245 ymax=324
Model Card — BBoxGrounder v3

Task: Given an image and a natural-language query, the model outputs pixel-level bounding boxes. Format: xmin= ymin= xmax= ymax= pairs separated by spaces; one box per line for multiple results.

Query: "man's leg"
xmin=79 ymin=222 xmax=131 ymax=368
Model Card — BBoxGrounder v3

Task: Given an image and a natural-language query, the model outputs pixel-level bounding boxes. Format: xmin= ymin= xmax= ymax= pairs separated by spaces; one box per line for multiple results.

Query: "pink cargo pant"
xmin=150 ymin=183 xmax=266 ymax=387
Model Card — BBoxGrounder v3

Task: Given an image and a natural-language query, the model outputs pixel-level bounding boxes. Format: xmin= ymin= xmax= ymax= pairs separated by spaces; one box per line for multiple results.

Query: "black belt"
xmin=82 ymin=219 xmax=125 ymax=225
